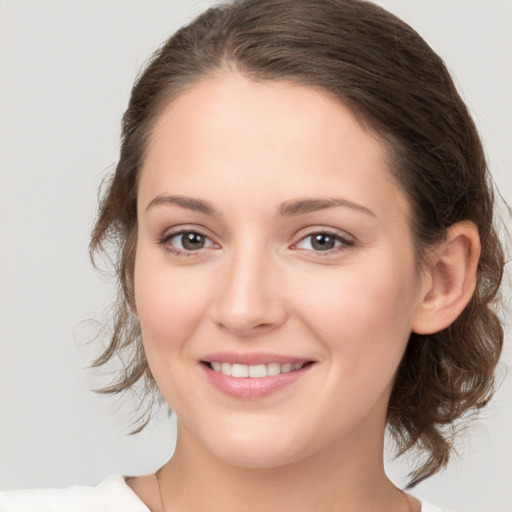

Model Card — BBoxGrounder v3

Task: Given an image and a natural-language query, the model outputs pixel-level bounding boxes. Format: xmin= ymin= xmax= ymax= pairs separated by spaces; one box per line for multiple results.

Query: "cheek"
xmin=295 ymin=251 xmax=419 ymax=369
xmin=295 ymin=260 xmax=419 ymax=432
xmin=133 ymin=248 xmax=209 ymax=351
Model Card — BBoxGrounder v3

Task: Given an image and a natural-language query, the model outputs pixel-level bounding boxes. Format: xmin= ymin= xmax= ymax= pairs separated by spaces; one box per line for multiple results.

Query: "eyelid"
xmin=290 ymin=227 xmax=356 ymax=253
xmin=158 ymin=226 xmax=219 ymax=256
xmin=157 ymin=224 xmax=355 ymax=256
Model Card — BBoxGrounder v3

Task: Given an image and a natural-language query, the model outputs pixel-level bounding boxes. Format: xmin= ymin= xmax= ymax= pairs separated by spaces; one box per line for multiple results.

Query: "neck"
xmin=158 ymin=421 xmax=411 ymax=512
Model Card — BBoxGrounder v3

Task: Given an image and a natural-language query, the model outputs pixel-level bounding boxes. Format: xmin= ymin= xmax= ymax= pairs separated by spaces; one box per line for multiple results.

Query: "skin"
xmin=128 ymin=72 xmax=480 ymax=512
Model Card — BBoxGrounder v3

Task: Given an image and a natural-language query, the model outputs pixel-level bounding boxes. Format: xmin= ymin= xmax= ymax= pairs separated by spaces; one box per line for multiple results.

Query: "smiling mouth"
xmin=200 ymin=357 xmax=315 ymax=398
xmin=202 ymin=361 xmax=313 ymax=378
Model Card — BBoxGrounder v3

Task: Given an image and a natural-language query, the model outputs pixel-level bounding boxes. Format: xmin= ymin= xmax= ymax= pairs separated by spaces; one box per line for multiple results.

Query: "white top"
xmin=0 ymin=475 xmax=445 ymax=511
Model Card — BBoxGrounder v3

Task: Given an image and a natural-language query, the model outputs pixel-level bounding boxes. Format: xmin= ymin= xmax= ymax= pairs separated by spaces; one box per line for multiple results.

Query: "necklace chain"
xmin=155 ymin=467 xmax=166 ymax=512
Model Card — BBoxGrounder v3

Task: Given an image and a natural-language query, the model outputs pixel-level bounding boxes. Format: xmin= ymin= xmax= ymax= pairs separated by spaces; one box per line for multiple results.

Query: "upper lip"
xmin=200 ymin=352 xmax=313 ymax=366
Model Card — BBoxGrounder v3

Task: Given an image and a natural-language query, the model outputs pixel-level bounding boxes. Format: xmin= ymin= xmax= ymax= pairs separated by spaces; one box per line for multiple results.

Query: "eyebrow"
xmin=145 ymin=194 xmax=220 ymax=216
xmin=145 ymin=194 xmax=375 ymax=218
xmin=278 ymin=198 xmax=376 ymax=217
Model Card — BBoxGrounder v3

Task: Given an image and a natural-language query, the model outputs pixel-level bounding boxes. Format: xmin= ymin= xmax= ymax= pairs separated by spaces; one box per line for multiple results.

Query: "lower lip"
xmin=201 ymin=363 xmax=313 ymax=399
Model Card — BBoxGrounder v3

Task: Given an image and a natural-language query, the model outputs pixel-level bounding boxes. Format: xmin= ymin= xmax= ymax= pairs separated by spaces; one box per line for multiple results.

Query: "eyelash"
xmin=158 ymin=228 xmax=354 ymax=257
xmin=158 ymin=229 xmax=215 ymax=257
xmin=292 ymin=230 xmax=354 ymax=254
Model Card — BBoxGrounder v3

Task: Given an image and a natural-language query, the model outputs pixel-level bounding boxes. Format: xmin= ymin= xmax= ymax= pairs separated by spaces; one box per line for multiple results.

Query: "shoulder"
xmin=0 ymin=475 xmax=150 ymax=512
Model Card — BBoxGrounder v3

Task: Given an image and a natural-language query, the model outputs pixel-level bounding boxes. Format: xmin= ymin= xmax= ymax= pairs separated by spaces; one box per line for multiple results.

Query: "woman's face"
xmin=135 ymin=72 xmax=429 ymax=468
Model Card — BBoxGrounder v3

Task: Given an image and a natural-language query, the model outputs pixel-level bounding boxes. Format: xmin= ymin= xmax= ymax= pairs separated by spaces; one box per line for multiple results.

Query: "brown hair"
xmin=90 ymin=0 xmax=505 ymax=486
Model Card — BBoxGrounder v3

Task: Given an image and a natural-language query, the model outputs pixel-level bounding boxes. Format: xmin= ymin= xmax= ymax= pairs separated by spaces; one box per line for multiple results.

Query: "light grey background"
xmin=1 ymin=1 xmax=511 ymax=511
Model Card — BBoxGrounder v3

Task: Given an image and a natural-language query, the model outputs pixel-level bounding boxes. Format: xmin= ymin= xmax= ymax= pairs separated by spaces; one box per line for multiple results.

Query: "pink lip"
xmin=199 ymin=352 xmax=314 ymax=400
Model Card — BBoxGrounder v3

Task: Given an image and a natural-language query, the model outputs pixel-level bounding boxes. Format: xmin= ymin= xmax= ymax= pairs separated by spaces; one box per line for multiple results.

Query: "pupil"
xmin=182 ymin=232 xmax=204 ymax=250
xmin=312 ymin=233 xmax=335 ymax=250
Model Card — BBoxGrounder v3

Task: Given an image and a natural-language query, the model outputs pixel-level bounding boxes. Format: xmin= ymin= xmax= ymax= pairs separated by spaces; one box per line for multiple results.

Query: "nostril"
xmin=254 ymin=323 xmax=273 ymax=330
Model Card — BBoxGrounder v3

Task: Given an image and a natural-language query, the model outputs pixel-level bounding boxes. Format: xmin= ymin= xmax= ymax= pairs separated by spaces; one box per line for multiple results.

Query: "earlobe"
xmin=412 ymin=221 xmax=481 ymax=335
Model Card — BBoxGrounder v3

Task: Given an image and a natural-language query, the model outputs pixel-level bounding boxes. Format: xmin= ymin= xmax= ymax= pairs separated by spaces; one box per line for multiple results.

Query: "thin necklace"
xmin=155 ymin=467 xmax=166 ymax=512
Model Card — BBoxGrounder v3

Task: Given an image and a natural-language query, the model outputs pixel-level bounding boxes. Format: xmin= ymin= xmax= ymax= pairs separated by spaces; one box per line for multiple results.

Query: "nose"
xmin=210 ymin=245 xmax=287 ymax=337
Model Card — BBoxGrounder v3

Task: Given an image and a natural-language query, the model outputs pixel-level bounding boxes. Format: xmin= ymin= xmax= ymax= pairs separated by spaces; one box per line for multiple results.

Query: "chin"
xmin=198 ymin=425 xmax=315 ymax=470
xmin=216 ymin=445 xmax=304 ymax=470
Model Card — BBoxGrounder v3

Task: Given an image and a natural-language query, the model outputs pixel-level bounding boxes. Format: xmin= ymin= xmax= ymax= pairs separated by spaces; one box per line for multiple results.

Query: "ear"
xmin=412 ymin=221 xmax=481 ymax=335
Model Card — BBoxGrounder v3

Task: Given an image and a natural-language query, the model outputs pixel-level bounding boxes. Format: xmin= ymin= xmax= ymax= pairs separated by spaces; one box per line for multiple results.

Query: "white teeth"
xmin=281 ymin=363 xmax=292 ymax=373
xmin=248 ymin=364 xmax=267 ymax=378
xmin=267 ymin=362 xmax=281 ymax=376
xmin=209 ymin=361 xmax=306 ymax=378
xmin=231 ymin=364 xmax=249 ymax=378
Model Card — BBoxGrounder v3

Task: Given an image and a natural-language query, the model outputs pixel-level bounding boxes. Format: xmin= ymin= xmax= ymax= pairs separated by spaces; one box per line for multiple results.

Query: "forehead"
xmin=139 ymin=72 xmax=409 ymax=222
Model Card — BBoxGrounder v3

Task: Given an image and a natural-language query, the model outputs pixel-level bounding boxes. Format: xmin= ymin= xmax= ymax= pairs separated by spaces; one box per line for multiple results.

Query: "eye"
xmin=162 ymin=230 xmax=215 ymax=253
xmin=294 ymin=231 xmax=351 ymax=252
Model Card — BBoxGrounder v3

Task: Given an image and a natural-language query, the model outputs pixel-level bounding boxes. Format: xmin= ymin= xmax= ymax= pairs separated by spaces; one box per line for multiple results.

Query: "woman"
xmin=0 ymin=0 xmax=507 ymax=511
